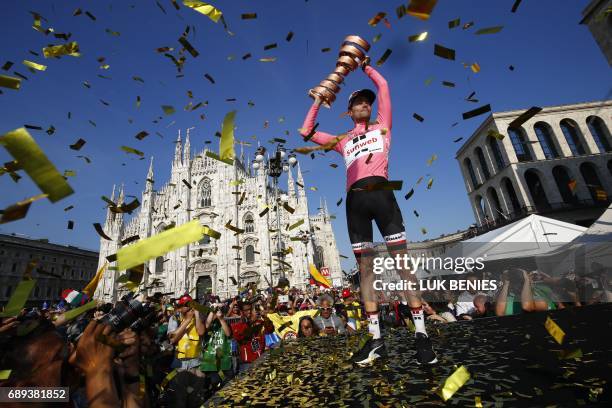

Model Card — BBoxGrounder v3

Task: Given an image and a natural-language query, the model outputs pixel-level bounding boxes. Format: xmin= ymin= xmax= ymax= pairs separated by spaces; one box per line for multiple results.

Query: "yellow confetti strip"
xmin=259 ymin=57 xmax=277 ymax=62
xmin=471 ymin=62 xmax=481 ymax=73
xmin=487 ymin=129 xmax=505 ymax=140
xmin=407 ymin=0 xmax=439 ymax=20
xmin=182 ymin=1 xmax=223 ymax=23
xmin=437 ymin=365 xmax=470 ymax=401
xmin=475 ymin=396 xmax=483 ymax=407
xmin=0 ymin=128 xmax=73 ymax=202
xmin=0 ymin=74 xmax=21 ymax=90
xmin=42 ymin=41 xmax=80 ymax=58
xmin=0 ymin=370 xmax=11 ymax=380
xmin=23 ymin=60 xmax=47 ymax=71
xmin=121 ymin=145 xmax=145 ymax=157
xmin=408 ymin=32 xmax=428 ymax=42
xmin=544 ymin=316 xmax=565 ymax=344
xmin=116 ymin=220 xmax=220 ymax=271
xmin=220 ymin=110 xmax=236 ymax=162
xmin=0 ymin=279 xmax=37 ymax=317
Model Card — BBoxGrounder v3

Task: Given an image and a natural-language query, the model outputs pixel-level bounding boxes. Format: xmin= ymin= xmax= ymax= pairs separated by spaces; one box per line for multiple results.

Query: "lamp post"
xmin=295 ymin=230 xmax=314 ymax=290
xmin=252 ymin=145 xmax=297 ymax=288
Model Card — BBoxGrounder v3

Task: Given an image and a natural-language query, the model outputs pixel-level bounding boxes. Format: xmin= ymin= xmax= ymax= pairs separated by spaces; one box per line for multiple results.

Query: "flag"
xmin=309 ymin=264 xmax=331 ymax=288
xmin=82 ymin=262 xmax=108 ymax=297
xmin=61 ymin=289 xmax=89 ymax=306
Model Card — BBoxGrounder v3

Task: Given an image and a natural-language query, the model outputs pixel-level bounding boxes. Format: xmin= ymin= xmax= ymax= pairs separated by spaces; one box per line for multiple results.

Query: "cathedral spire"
xmin=323 ymin=197 xmax=329 ymax=217
xmin=296 ymin=162 xmax=306 ymax=202
xmin=183 ymin=127 xmax=192 ymax=165
xmin=145 ymin=157 xmax=154 ymax=192
xmin=117 ymin=183 xmax=125 ymax=206
xmin=174 ymin=130 xmax=182 ymax=167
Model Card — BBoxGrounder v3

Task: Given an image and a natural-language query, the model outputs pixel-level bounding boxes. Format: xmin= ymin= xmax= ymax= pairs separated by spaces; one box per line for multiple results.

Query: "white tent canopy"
xmin=415 ymin=214 xmax=588 ymax=278
xmin=536 ymin=205 xmax=612 ymax=277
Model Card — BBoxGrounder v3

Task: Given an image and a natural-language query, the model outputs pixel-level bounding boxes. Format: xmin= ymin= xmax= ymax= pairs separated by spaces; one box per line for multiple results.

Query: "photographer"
xmin=167 ymin=294 xmax=208 ymax=408
xmin=230 ymin=301 xmax=274 ymax=372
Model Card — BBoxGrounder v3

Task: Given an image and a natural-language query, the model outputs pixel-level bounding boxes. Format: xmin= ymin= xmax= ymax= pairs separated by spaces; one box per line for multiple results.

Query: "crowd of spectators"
xmin=0 ymin=267 xmax=609 ymax=407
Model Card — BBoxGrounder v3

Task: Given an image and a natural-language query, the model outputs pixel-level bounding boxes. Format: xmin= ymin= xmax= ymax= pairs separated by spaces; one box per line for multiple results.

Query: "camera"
xmin=99 ymin=293 xmax=157 ymax=333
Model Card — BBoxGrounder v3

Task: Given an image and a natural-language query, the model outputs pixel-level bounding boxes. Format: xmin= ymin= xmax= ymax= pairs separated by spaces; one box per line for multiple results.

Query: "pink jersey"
xmin=300 ymin=65 xmax=392 ymax=191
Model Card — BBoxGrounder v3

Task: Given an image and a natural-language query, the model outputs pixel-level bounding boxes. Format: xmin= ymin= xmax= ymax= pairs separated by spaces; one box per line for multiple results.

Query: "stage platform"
xmin=205 ymin=304 xmax=611 ymax=407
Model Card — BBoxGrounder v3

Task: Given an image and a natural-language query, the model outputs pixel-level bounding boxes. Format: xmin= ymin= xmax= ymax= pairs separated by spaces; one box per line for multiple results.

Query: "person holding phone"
xmin=313 ymin=296 xmax=346 ymax=336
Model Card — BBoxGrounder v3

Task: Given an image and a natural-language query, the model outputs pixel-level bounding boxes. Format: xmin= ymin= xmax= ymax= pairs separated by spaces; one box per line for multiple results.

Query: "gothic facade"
xmin=95 ymin=131 xmax=343 ymax=302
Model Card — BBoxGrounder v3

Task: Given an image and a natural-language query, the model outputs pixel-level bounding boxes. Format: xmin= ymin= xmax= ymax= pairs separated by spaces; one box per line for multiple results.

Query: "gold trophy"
xmin=309 ymin=35 xmax=370 ymax=108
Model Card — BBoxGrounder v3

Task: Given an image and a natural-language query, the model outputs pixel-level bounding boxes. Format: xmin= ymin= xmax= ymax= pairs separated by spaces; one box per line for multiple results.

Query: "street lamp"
xmin=294 ymin=230 xmax=314 ymax=290
xmin=253 ymin=145 xmax=294 ymax=287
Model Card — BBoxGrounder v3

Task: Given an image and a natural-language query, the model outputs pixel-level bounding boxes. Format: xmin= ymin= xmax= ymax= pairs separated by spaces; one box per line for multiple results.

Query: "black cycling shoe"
xmin=350 ymin=338 xmax=387 ymax=366
xmin=415 ymin=332 xmax=438 ymax=365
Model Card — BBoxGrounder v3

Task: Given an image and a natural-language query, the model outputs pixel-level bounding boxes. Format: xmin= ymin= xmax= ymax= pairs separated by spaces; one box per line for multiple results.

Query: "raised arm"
xmin=299 ymin=97 xmax=342 ymax=150
xmin=364 ymin=65 xmax=391 ymax=129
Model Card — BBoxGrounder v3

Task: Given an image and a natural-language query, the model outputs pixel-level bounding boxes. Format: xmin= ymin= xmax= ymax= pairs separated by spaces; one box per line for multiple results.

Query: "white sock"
xmin=367 ymin=313 xmax=381 ymax=340
xmin=411 ymin=307 xmax=427 ymax=336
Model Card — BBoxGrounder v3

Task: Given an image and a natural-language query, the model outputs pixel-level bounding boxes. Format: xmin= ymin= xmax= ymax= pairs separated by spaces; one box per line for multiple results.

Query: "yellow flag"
xmin=117 ymin=220 xmax=218 ymax=271
xmin=220 ymin=110 xmax=236 ymax=162
xmin=83 ymin=262 xmax=108 ymax=297
xmin=309 ymin=264 xmax=331 ymax=288
xmin=183 ymin=1 xmax=223 ymax=23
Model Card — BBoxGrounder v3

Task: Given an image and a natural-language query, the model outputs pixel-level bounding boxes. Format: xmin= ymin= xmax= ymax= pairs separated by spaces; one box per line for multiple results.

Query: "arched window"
xmin=475 ymin=147 xmax=491 ymax=180
xmin=508 ymin=127 xmax=533 ymax=162
xmin=586 ymin=116 xmax=612 ymax=153
xmin=245 ymin=245 xmax=255 ymax=263
xmin=524 ymin=169 xmax=550 ymax=210
xmin=199 ymin=226 xmax=211 ymax=245
xmin=580 ymin=162 xmax=607 ymax=201
xmin=552 ymin=166 xmax=577 ymax=204
xmin=533 ymin=122 xmax=559 ymax=159
xmin=502 ymin=178 xmax=521 ymax=214
xmin=155 ymin=256 xmax=164 ymax=274
xmin=464 ymin=158 xmax=479 ymax=188
xmin=475 ymin=195 xmax=487 ymax=222
xmin=199 ymin=178 xmax=212 ymax=207
xmin=244 ymin=213 xmax=254 ymax=233
xmin=314 ymin=246 xmax=324 ymax=269
xmin=560 ymin=119 xmax=586 ymax=156
xmin=487 ymin=187 xmax=502 ymax=220
xmin=488 ymin=138 xmax=505 ymax=171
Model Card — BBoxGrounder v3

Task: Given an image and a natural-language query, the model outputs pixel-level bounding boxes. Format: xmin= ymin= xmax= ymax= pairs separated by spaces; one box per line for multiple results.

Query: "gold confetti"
xmin=0 ymin=194 xmax=48 ymax=224
xmin=264 ymin=43 xmax=278 ymax=50
xmin=117 ymin=220 xmax=219 ymax=270
xmin=220 ymin=111 xmax=236 ymax=163
xmin=421 ymin=227 xmax=427 ymax=234
xmin=259 ymin=57 xmax=277 ymax=62
xmin=462 ymin=104 xmax=491 ymax=120
xmin=471 ymin=62 xmax=481 ymax=73
xmin=434 ymin=44 xmax=455 ymax=60
xmin=376 ymin=49 xmax=392 ymax=66
xmin=487 ymin=129 xmax=505 ymax=140
xmin=427 ymin=154 xmax=437 ymax=165
xmin=22 ymin=60 xmax=47 ymax=71
xmin=407 ymin=0 xmax=439 ymax=20
xmin=544 ymin=316 xmax=565 ymax=344
xmin=0 ymin=75 xmax=21 ymax=90
xmin=413 ymin=113 xmax=424 ymax=122
xmin=427 ymin=178 xmax=434 ymax=189
xmin=0 ymin=279 xmax=37 ymax=317
xmin=241 ymin=13 xmax=257 ymax=19
xmin=405 ymin=188 xmax=414 ymax=200
xmin=121 ymin=146 xmax=144 ymax=157
xmin=448 ymin=18 xmax=460 ymax=29
xmin=162 ymin=105 xmax=176 ymax=115
xmin=42 ymin=41 xmax=80 ymax=58
xmin=368 ymin=12 xmax=386 ymax=27
xmin=408 ymin=32 xmax=428 ymax=42
xmin=475 ymin=26 xmax=504 ymax=35
xmin=288 ymin=219 xmax=304 ymax=230
xmin=0 ymin=128 xmax=73 ymax=202
xmin=182 ymin=1 xmax=223 ymax=23
xmin=178 ymin=36 xmax=199 ymax=58
xmin=508 ymin=106 xmax=542 ymax=129
xmin=437 ymin=365 xmax=470 ymax=401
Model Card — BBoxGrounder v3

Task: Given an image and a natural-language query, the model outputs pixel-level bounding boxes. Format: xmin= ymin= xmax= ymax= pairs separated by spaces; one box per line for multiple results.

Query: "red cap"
xmin=177 ymin=294 xmax=193 ymax=306
xmin=341 ymin=288 xmax=352 ymax=299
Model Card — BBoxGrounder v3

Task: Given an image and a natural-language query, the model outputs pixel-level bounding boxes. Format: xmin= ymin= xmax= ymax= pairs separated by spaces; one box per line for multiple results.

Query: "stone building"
xmin=456 ymin=100 xmax=612 ymax=230
xmin=0 ymin=233 xmax=98 ymax=306
xmin=580 ymin=0 xmax=612 ymax=66
xmin=95 ymin=130 xmax=342 ymax=303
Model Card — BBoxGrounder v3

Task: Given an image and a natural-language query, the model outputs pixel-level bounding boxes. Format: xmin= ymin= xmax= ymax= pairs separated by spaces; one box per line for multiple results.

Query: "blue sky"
xmin=0 ymin=0 xmax=609 ymax=272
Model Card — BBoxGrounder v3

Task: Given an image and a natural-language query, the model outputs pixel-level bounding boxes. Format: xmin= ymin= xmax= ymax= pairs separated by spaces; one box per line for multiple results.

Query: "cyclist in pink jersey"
xmin=299 ymin=57 xmax=437 ymax=366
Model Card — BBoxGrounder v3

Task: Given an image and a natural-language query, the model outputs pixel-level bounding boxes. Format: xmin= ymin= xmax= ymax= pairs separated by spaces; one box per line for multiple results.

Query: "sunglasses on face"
xmin=320 ymin=307 xmax=333 ymax=311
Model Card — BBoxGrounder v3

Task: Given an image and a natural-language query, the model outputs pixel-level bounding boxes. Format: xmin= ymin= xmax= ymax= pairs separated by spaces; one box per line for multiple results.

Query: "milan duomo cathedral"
xmin=95 ymin=130 xmax=343 ymax=302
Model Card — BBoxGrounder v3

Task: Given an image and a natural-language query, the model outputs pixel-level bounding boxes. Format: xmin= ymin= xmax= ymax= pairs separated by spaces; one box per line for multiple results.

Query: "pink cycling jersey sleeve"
xmin=299 ymin=102 xmax=342 ymax=152
xmin=364 ymin=65 xmax=392 ymax=131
